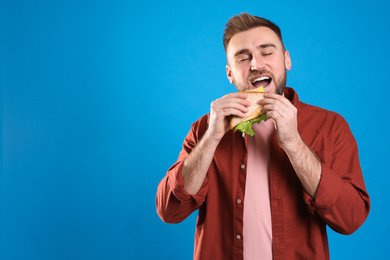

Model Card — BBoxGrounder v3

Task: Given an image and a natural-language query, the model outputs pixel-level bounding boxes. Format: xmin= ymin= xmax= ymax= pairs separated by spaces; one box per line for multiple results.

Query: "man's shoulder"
xmin=191 ymin=113 xmax=210 ymax=125
xmin=298 ymin=99 xmax=343 ymax=119
xmin=295 ymin=98 xmax=350 ymax=135
xmin=288 ymin=87 xmax=344 ymax=120
xmin=297 ymin=100 xmax=335 ymax=114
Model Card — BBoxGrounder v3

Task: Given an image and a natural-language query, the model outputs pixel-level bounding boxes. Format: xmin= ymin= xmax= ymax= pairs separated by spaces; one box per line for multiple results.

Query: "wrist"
xmin=282 ymin=134 xmax=305 ymax=155
xmin=203 ymin=128 xmax=223 ymax=148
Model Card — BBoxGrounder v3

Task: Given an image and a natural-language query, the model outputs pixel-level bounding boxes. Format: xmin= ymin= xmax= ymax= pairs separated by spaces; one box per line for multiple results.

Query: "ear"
xmin=284 ymin=50 xmax=292 ymax=71
xmin=226 ymin=65 xmax=234 ymax=84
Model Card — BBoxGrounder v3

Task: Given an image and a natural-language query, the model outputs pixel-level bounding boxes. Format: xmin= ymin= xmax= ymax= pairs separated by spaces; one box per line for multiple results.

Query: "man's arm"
xmin=259 ymin=93 xmax=370 ymax=234
xmin=183 ymin=92 xmax=250 ymax=194
xmin=283 ymin=137 xmax=321 ymax=198
xmin=156 ymin=92 xmax=250 ymax=223
xmin=260 ymin=93 xmax=321 ymax=198
xmin=182 ymin=131 xmax=219 ymax=195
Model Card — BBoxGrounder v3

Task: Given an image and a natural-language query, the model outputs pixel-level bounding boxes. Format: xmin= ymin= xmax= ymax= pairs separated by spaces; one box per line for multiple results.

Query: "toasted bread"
xmin=229 ymin=86 xmax=266 ymax=129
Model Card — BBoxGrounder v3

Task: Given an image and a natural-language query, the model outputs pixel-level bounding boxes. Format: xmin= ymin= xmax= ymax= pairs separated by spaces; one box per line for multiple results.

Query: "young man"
xmin=156 ymin=13 xmax=370 ymax=260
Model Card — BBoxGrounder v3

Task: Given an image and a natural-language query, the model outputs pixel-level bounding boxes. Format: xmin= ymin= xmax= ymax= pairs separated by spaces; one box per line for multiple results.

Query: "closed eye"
xmin=237 ymin=54 xmax=252 ymax=63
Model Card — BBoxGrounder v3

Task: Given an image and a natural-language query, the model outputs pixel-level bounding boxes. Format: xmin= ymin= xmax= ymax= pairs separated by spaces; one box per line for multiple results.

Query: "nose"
xmin=250 ymin=64 xmax=258 ymax=71
xmin=250 ymin=55 xmax=265 ymax=71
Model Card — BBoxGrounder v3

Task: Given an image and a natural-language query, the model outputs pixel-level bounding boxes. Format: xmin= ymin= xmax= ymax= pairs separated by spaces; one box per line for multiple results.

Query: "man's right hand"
xmin=207 ymin=92 xmax=250 ymax=143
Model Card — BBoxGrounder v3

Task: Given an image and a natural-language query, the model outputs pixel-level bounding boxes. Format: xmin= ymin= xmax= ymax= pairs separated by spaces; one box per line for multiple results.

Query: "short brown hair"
xmin=223 ymin=13 xmax=285 ymax=52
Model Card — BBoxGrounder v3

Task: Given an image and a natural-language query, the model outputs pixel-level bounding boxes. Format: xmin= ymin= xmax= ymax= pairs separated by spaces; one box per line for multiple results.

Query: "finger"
xmin=223 ymin=94 xmax=251 ymax=107
xmin=211 ymin=99 xmax=249 ymax=117
xmin=262 ymin=93 xmax=293 ymax=107
xmin=265 ymin=109 xmax=284 ymax=121
xmin=226 ymin=97 xmax=251 ymax=107
xmin=261 ymin=102 xmax=291 ymax=117
xmin=223 ymin=104 xmax=249 ymax=115
xmin=214 ymin=96 xmax=251 ymax=113
xmin=221 ymin=107 xmax=247 ymax=118
xmin=259 ymin=100 xmax=288 ymax=116
xmin=259 ymin=96 xmax=295 ymax=116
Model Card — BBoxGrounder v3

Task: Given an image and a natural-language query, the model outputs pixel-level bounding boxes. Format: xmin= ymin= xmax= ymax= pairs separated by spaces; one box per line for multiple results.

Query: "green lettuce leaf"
xmin=234 ymin=113 xmax=267 ymax=136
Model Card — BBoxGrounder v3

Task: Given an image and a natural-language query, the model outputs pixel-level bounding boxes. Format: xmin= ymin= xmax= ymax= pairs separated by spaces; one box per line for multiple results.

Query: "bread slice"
xmin=229 ymin=86 xmax=266 ymax=129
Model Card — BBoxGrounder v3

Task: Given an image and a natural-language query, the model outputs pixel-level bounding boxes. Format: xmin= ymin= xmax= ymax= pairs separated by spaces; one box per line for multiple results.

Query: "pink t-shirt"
xmin=243 ymin=120 xmax=275 ymax=260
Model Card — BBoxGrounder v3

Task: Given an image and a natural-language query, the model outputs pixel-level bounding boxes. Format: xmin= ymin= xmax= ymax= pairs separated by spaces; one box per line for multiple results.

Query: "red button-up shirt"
xmin=156 ymin=87 xmax=370 ymax=260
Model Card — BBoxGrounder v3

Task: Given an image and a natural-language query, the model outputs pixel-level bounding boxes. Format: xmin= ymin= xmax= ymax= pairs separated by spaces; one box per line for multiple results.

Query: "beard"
xmin=233 ymin=69 xmax=287 ymax=95
xmin=275 ymin=69 xmax=287 ymax=95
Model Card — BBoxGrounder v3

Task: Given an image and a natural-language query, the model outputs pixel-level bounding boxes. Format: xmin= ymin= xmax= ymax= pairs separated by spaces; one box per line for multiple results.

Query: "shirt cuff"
xmin=168 ymin=161 xmax=208 ymax=207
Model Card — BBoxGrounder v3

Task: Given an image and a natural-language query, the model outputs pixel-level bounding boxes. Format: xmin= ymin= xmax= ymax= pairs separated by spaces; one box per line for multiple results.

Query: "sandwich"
xmin=229 ymin=86 xmax=267 ymax=136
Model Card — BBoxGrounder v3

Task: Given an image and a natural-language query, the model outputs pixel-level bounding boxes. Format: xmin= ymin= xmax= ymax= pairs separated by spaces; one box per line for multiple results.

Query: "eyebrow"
xmin=259 ymin=43 xmax=276 ymax=49
xmin=233 ymin=43 xmax=277 ymax=58
xmin=233 ymin=49 xmax=250 ymax=58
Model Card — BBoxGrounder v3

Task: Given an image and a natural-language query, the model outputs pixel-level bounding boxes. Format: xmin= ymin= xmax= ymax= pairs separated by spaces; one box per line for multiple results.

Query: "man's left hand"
xmin=259 ymin=93 xmax=302 ymax=152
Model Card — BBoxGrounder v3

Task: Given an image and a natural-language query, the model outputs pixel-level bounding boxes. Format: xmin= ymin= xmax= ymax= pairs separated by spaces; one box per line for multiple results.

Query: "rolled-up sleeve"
xmin=156 ymin=117 xmax=209 ymax=224
xmin=303 ymin=116 xmax=370 ymax=235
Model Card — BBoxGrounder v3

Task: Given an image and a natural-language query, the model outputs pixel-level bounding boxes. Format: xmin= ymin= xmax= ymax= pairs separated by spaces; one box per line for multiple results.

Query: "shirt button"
xmin=236 ymin=235 xmax=241 ymax=240
xmin=241 ymin=164 xmax=245 ymax=169
xmin=236 ymin=199 xmax=242 ymax=204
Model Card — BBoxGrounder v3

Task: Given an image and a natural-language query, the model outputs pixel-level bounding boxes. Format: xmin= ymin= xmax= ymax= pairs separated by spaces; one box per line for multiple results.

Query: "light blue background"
xmin=2 ymin=0 xmax=389 ymax=259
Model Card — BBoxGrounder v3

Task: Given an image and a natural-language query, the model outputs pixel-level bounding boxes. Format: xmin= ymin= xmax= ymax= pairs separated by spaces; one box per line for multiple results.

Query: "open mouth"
xmin=251 ymin=76 xmax=272 ymax=89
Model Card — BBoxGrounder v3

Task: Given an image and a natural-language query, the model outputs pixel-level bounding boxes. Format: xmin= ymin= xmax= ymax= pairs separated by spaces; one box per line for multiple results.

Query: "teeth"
xmin=252 ymin=76 xmax=270 ymax=83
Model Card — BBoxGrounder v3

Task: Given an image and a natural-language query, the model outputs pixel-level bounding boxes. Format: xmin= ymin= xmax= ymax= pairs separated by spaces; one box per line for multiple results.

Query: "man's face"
xmin=226 ymin=26 xmax=292 ymax=94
